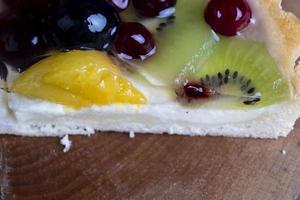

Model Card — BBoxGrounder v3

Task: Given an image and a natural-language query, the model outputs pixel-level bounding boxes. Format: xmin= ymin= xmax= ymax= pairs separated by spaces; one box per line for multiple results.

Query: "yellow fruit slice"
xmin=12 ymin=50 xmax=147 ymax=109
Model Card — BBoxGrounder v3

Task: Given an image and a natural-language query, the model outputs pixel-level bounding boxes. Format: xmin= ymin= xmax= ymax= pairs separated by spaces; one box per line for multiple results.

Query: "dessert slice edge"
xmin=247 ymin=0 xmax=300 ymax=95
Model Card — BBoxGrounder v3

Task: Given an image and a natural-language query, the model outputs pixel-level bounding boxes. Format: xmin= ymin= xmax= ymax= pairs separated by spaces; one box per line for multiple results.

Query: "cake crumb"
xmin=60 ymin=135 xmax=72 ymax=153
xmin=129 ymin=131 xmax=135 ymax=139
xmin=281 ymin=149 xmax=287 ymax=155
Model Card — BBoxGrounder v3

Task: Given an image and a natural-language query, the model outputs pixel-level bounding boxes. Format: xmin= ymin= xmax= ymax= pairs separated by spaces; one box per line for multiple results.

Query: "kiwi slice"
xmin=122 ymin=0 xmax=215 ymax=86
xmin=176 ymin=38 xmax=290 ymax=108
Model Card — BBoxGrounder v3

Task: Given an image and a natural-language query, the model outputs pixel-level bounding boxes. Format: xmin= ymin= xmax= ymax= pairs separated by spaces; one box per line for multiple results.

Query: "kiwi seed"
xmin=225 ymin=69 xmax=230 ymax=75
xmin=156 ymin=16 xmax=176 ymax=32
xmin=247 ymin=88 xmax=255 ymax=94
xmin=205 ymin=74 xmax=210 ymax=81
xmin=243 ymin=97 xmax=261 ymax=105
xmin=159 ymin=22 xmax=167 ymax=28
xmin=224 ymin=76 xmax=229 ymax=84
xmin=233 ymin=71 xmax=238 ymax=79
xmin=217 ymin=72 xmax=223 ymax=80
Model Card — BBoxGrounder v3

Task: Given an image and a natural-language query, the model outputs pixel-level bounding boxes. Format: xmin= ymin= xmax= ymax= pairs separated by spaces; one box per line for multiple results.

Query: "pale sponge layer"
xmin=0 ymin=91 xmax=298 ymax=138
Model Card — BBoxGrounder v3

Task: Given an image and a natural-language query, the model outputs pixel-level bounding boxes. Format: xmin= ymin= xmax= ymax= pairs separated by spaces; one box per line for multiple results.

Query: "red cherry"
xmin=132 ymin=0 xmax=177 ymax=18
xmin=113 ymin=22 xmax=156 ymax=61
xmin=204 ymin=0 xmax=252 ymax=36
xmin=106 ymin=0 xmax=130 ymax=12
xmin=183 ymin=82 xmax=216 ymax=99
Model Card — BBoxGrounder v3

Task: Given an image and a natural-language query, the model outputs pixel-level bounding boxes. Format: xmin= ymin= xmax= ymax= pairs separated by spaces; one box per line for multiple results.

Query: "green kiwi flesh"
xmin=123 ymin=0 xmax=215 ymax=86
xmin=176 ymin=38 xmax=290 ymax=108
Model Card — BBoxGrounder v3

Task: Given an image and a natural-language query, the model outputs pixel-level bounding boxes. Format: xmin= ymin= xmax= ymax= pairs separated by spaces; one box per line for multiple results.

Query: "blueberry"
xmin=48 ymin=0 xmax=121 ymax=51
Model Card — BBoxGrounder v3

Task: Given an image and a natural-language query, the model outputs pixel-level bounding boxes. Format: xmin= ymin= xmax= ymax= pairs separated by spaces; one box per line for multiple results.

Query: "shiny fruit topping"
xmin=48 ymin=0 xmax=120 ymax=51
xmin=183 ymin=82 xmax=216 ymax=99
xmin=3 ymin=0 xmax=62 ymax=17
xmin=133 ymin=0 xmax=177 ymax=18
xmin=0 ymin=12 xmax=52 ymax=72
xmin=204 ymin=0 xmax=252 ymax=36
xmin=106 ymin=0 xmax=130 ymax=12
xmin=12 ymin=51 xmax=147 ymax=108
xmin=176 ymin=81 xmax=216 ymax=101
xmin=113 ymin=22 xmax=156 ymax=61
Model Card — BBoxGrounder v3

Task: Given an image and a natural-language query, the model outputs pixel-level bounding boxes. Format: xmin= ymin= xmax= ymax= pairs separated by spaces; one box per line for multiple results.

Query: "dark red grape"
xmin=183 ymin=82 xmax=216 ymax=99
xmin=113 ymin=22 xmax=156 ymax=61
xmin=0 ymin=11 xmax=52 ymax=72
xmin=204 ymin=0 xmax=252 ymax=36
xmin=48 ymin=0 xmax=120 ymax=51
xmin=132 ymin=0 xmax=177 ymax=18
xmin=106 ymin=0 xmax=130 ymax=12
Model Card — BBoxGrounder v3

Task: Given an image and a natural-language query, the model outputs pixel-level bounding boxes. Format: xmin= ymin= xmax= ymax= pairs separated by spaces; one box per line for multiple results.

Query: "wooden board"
xmin=2 ymin=122 xmax=300 ymax=200
xmin=1 ymin=1 xmax=300 ymax=199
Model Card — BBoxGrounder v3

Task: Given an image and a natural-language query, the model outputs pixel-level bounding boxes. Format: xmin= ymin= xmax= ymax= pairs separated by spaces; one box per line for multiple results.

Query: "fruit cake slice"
xmin=0 ymin=0 xmax=299 ymax=138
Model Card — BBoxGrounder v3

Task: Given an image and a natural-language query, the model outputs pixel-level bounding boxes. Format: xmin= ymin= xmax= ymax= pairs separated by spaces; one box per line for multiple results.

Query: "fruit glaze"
xmin=0 ymin=0 xmax=290 ymax=109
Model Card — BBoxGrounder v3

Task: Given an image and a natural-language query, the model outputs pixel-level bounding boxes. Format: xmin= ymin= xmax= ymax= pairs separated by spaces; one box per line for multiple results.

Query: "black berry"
xmin=47 ymin=0 xmax=121 ymax=51
xmin=0 ymin=12 xmax=52 ymax=72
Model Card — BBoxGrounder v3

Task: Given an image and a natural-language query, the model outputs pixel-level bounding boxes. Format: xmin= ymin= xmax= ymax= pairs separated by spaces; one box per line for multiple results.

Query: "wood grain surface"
xmin=1 ymin=1 xmax=300 ymax=200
